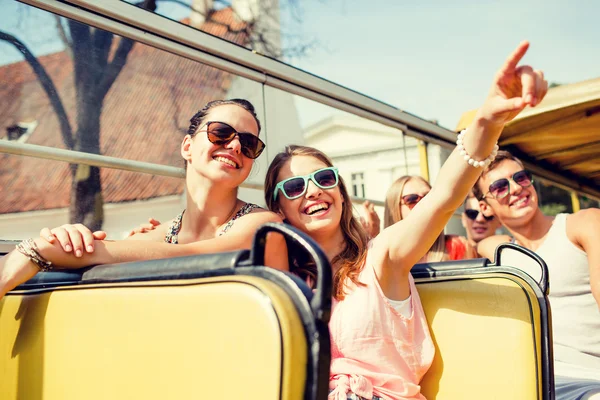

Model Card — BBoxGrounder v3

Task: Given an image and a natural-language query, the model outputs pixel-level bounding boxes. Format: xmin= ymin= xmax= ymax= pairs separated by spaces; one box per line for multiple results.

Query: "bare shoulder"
xmin=229 ymin=206 xmax=283 ymax=231
xmin=247 ymin=205 xmax=277 ymax=216
xmin=227 ymin=206 xmax=286 ymax=268
xmin=477 ymin=234 xmax=512 ymax=261
xmin=567 ymin=209 xmax=600 ymax=250
xmin=568 ymin=208 xmax=600 ymax=226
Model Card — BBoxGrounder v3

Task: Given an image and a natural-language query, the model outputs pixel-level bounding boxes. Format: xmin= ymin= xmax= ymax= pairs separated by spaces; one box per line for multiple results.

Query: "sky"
xmin=283 ymin=0 xmax=600 ymax=129
xmin=2 ymin=0 xmax=599 ymax=130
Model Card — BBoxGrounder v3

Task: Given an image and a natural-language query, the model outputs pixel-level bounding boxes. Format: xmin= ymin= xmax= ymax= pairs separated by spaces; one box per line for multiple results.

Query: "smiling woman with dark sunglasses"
xmin=383 ymin=175 xmax=476 ymax=262
xmin=0 ymin=99 xmax=288 ymax=300
xmin=194 ymin=120 xmax=265 ymax=160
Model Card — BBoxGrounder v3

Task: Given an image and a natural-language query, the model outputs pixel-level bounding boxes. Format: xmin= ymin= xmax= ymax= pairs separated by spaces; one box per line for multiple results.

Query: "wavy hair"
xmin=264 ymin=145 xmax=369 ymax=300
xmin=384 ymin=175 xmax=448 ymax=262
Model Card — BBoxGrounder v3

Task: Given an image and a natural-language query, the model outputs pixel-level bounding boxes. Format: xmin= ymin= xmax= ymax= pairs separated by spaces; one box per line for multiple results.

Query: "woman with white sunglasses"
xmin=263 ymin=41 xmax=548 ymax=400
xmin=384 ymin=175 xmax=477 ymax=262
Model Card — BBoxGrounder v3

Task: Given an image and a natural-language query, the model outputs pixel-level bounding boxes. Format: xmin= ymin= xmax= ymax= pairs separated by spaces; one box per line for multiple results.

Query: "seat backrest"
xmin=0 ymin=223 xmax=332 ymax=400
xmin=413 ymin=244 xmax=553 ymax=400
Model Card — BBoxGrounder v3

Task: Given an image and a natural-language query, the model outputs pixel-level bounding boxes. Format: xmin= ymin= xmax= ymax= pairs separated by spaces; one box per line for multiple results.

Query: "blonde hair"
xmin=264 ymin=145 xmax=370 ymax=300
xmin=383 ymin=175 xmax=448 ymax=262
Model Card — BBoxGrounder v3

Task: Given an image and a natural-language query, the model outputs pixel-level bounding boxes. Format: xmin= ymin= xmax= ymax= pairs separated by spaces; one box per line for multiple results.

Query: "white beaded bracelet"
xmin=456 ymin=129 xmax=499 ymax=168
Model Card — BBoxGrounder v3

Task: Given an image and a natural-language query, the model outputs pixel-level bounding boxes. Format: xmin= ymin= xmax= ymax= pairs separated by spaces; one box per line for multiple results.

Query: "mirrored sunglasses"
xmin=484 ymin=170 xmax=533 ymax=200
xmin=273 ymin=167 xmax=339 ymax=201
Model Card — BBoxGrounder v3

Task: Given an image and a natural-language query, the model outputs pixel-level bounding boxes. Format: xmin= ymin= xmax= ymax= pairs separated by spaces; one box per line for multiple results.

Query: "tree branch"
xmin=68 ymin=20 xmax=92 ymax=97
xmin=94 ymin=0 xmax=156 ymax=100
xmin=92 ymin=28 xmax=113 ymax=73
xmin=0 ymin=30 xmax=74 ymax=149
xmin=54 ymin=15 xmax=73 ymax=59
xmin=94 ymin=36 xmax=135 ymax=102
xmin=151 ymin=0 xmax=312 ymax=58
xmin=169 ymin=85 xmax=186 ymax=134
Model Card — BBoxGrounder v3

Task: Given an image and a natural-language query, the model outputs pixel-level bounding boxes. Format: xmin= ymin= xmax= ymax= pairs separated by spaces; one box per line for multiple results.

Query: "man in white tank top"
xmin=474 ymin=151 xmax=600 ymax=400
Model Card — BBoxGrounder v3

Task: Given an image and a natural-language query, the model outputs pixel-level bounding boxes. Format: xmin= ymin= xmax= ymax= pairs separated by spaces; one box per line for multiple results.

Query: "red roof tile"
xmin=0 ymin=8 xmax=248 ymax=213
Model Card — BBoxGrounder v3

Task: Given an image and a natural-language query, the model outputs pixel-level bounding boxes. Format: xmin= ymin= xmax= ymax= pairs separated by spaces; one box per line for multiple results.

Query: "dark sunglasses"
xmin=464 ymin=209 xmax=495 ymax=221
xmin=401 ymin=194 xmax=425 ymax=210
xmin=273 ymin=167 xmax=339 ymax=201
xmin=198 ymin=121 xmax=265 ymax=159
xmin=483 ymin=170 xmax=533 ymax=200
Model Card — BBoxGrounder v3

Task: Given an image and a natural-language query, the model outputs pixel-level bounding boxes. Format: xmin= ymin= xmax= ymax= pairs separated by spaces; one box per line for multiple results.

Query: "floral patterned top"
xmin=164 ymin=203 xmax=261 ymax=244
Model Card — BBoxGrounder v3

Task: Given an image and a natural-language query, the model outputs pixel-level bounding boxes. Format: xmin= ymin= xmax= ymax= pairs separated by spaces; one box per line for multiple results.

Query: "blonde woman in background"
xmin=384 ymin=175 xmax=477 ymax=261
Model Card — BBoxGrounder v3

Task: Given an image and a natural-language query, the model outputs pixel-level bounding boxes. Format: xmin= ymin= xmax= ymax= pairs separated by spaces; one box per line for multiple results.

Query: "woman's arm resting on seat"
xmin=0 ymin=211 xmax=285 ymax=299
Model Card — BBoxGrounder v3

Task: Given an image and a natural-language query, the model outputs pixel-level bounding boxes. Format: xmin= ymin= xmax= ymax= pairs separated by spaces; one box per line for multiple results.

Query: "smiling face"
xmin=181 ymin=104 xmax=259 ymax=187
xmin=478 ymin=159 xmax=539 ymax=226
xmin=274 ymin=155 xmax=344 ymax=237
xmin=462 ymin=196 xmax=501 ymax=243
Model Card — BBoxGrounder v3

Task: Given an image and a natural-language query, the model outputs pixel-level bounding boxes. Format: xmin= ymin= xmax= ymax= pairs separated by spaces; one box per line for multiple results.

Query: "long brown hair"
xmin=384 ymin=175 xmax=448 ymax=262
xmin=264 ymin=145 xmax=369 ymax=300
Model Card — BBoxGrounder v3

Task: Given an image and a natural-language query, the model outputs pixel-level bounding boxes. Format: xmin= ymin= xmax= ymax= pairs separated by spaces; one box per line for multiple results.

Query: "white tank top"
xmin=387 ymin=295 xmax=413 ymax=318
xmin=535 ymin=214 xmax=600 ymax=378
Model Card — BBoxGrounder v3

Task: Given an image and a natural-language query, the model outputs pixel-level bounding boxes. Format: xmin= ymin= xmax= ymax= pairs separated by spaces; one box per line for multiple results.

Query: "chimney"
xmin=190 ymin=0 xmax=214 ymax=27
xmin=232 ymin=0 xmax=260 ymax=23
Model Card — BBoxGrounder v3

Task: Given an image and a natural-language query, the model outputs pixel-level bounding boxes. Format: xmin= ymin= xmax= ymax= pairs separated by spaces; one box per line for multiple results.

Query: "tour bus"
xmin=1 ymin=1 xmax=598 ymax=399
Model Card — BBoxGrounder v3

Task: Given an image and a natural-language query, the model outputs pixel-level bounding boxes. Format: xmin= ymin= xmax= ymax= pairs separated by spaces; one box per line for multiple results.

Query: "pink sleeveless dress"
xmin=328 ymin=252 xmax=435 ymax=400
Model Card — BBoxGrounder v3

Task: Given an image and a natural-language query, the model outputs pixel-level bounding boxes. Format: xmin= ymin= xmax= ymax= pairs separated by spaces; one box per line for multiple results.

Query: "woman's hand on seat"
xmin=40 ymin=224 xmax=106 ymax=257
xmin=126 ymin=218 xmax=161 ymax=237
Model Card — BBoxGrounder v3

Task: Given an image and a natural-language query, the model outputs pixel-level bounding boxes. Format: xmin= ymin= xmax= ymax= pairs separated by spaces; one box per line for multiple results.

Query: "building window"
xmin=6 ymin=125 xmax=28 ymax=141
xmin=351 ymin=172 xmax=365 ymax=198
xmin=5 ymin=121 xmax=38 ymax=142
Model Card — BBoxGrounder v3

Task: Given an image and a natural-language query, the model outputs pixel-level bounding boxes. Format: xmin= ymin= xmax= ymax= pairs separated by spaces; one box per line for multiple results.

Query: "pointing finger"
xmin=499 ymin=41 xmax=530 ymax=75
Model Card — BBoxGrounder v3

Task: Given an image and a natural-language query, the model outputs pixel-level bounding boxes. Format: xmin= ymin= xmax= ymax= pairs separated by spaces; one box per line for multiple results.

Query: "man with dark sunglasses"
xmin=461 ymin=193 xmax=502 ymax=252
xmin=474 ymin=150 xmax=600 ymax=399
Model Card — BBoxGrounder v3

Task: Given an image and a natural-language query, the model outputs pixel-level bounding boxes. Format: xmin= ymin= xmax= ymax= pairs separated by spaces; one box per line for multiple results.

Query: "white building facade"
xmin=304 ymin=114 xmax=465 ymax=235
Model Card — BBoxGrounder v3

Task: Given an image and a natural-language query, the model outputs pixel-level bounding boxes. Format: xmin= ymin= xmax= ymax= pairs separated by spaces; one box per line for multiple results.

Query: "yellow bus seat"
xmin=414 ymin=243 xmax=553 ymax=400
xmin=0 ymin=223 xmax=332 ymax=400
xmin=1 ymin=226 xmax=554 ymax=400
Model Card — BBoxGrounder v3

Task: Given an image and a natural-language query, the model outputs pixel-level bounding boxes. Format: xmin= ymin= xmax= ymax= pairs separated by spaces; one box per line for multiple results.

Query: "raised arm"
xmin=0 ymin=210 xmax=285 ymax=299
xmin=371 ymin=41 xmax=547 ymax=291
